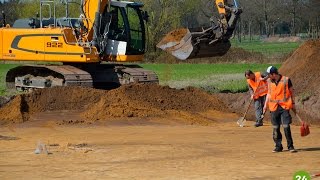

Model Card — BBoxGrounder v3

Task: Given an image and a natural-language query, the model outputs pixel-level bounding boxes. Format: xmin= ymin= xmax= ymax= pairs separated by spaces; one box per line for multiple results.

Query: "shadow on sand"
xmin=0 ymin=135 xmax=20 ymax=141
xmin=297 ymin=147 xmax=320 ymax=152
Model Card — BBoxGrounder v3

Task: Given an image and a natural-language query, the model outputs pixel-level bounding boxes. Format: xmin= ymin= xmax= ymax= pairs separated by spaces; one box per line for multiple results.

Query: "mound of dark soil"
xmin=0 ymin=84 xmax=227 ymax=125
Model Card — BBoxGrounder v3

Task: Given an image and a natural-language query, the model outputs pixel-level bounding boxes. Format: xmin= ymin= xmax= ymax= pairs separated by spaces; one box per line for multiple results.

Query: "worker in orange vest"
xmin=245 ymin=70 xmax=268 ymax=127
xmin=263 ymin=66 xmax=297 ymax=153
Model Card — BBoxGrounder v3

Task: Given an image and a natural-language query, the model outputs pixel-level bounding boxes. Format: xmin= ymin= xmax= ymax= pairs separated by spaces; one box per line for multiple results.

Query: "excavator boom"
xmin=157 ymin=0 xmax=242 ymax=60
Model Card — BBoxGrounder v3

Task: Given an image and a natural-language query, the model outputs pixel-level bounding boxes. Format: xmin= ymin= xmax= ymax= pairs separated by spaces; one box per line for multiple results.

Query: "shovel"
xmin=237 ymin=98 xmax=253 ymax=127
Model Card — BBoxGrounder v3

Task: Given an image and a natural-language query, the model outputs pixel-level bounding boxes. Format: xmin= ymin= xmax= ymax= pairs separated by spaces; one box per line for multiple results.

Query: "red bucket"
xmin=300 ymin=121 xmax=310 ymax=137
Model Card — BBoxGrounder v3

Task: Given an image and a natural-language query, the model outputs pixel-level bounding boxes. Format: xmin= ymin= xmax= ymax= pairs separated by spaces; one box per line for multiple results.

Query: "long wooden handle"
xmin=243 ymin=98 xmax=253 ymax=118
xmin=243 ymin=78 xmax=264 ymax=118
xmin=291 ymin=108 xmax=303 ymax=123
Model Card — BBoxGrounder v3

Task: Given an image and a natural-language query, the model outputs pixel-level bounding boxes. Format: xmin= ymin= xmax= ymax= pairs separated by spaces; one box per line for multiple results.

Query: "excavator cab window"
xmin=125 ymin=5 xmax=145 ymax=55
xmin=107 ymin=6 xmax=128 ymax=42
xmin=105 ymin=4 xmax=145 ymax=55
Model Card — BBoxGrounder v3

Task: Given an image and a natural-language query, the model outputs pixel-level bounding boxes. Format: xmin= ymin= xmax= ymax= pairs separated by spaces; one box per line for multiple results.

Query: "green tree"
xmin=140 ymin=0 xmax=202 ymax=53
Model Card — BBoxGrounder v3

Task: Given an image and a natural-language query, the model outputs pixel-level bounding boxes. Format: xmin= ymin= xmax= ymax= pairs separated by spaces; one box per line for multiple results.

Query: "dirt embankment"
xmin=0 ymin=84 xmax=227 ymax=125
xmin=279 ymin=39 xmax=320 ymax=123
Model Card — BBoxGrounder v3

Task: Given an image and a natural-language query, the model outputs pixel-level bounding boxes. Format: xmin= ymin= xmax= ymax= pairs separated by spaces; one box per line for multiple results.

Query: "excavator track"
xmin=6 ymin=64 xmax=159 ymax=91
xmin=46 ymin=66 xmax=93 ymax=87
xmin=117 ymin=66 xmax=159 ymax=85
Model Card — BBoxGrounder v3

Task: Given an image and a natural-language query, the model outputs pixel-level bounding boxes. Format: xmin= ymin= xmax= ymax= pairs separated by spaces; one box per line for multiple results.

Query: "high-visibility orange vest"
xmin=267 ymin=76 xmax=293 ymax=112
xmin=246 ymin=72 xmax=268 ymax=99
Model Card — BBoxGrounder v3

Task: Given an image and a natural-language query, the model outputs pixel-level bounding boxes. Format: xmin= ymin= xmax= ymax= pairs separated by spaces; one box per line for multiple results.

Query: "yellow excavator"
xmin=1 ymin=0 xmax=159 ymax=90
xmin=157 ymin=0 xmax=242 ymax=60
xmin=0 ymin=0 xmax=241 ymax=91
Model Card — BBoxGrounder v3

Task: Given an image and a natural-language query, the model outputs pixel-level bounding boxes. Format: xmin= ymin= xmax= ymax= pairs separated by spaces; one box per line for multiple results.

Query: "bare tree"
xmin=0 ymin=0 xmax=20 ymax=26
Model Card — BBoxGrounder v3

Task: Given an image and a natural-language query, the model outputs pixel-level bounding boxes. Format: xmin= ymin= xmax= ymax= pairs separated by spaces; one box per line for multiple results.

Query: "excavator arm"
xmin=157 ymin=0 xmax=242 ymax=60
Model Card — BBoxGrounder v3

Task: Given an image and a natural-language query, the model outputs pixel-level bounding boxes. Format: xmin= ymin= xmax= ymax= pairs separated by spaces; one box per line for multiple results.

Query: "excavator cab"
xmin=99 ymin=2 xmax=147 ymax=58
xmin=157 ymin=0 xmax=242 ymax=60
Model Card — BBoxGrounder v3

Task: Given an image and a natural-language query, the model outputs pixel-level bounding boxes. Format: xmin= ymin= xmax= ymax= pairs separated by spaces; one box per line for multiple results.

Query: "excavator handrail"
xmin=39 ymin=0 xmax=56 ymax=28
xmin=58 ymin=17 xmax=93 ymax=55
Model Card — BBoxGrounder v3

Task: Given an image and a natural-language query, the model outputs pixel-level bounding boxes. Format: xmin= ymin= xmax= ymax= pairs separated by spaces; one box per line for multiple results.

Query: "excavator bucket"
xmin=156 ymin=28 xmax=231 ymax=60
xmin=156 ymin=0 xmax=242 ymax=60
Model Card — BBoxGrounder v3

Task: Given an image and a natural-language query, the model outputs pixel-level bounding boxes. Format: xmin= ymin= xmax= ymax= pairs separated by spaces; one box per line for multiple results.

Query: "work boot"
xmin=288 ymin=146 xmax=297 ymax=153
xmin=272 ymin=146 xmax=283 ymax=153
xmin=254 ymin=121 xmax=263 ymax=127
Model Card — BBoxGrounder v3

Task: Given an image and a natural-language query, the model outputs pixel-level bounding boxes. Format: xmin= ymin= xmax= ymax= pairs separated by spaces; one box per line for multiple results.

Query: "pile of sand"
xmin=0 ymin=84 xmax=227 ymax=125
xmin=83 ymin=84 xmax=226 ymax=120
xmin=0 ymin=87 xmax=104 ymax=124
xmin=279 ymin=39 xmax=320 ymax=122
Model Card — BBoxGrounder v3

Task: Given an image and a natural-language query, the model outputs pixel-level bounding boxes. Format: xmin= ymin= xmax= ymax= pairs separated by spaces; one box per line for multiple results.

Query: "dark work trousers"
xmin=270 ymin=106 xmax=294 ymax=149
xmin=254 ymin=95 xmax=266 ymax=124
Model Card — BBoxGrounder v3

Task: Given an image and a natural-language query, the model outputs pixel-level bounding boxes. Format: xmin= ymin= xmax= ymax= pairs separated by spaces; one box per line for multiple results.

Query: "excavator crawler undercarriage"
xmin=6 ymin=64 xmax=158 ymax=91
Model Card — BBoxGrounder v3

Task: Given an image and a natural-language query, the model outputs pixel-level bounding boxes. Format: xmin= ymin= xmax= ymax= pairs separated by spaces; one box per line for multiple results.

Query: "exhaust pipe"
xmin=2 ymin=11 xmax=6 ymax=27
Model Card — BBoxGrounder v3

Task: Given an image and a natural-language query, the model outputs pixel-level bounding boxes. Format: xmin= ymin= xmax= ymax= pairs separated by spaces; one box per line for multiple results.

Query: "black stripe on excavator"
xmin=11 ymin=34 xmax=85 ymax=55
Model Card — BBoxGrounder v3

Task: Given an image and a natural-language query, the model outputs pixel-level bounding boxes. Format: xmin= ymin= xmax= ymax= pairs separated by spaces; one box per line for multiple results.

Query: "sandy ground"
xmin=0 ymin=111 xmax=319 ymax=180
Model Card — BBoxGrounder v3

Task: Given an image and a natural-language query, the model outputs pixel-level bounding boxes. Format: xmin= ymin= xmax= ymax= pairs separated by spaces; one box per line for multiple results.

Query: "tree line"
xmin=141 ymin=0 xmax=319 ymax=48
